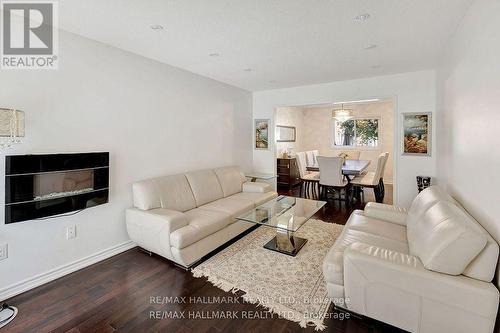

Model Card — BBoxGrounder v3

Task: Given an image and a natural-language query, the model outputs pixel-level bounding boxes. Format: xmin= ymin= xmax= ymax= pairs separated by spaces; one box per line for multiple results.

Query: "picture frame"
xmin=402 ymin=112 xmax=431 ymax=156
xmin=254 ymin=119 xmax=270 ymax=150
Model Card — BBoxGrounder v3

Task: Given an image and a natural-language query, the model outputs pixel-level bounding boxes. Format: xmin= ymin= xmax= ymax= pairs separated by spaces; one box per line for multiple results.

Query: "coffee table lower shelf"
xmin=263 ymin=233 xmax=308 ymax=257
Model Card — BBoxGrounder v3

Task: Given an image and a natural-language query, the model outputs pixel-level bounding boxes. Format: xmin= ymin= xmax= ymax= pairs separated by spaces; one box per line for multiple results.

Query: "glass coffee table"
xmin=236 ymin=196 xmax=326 ymax=256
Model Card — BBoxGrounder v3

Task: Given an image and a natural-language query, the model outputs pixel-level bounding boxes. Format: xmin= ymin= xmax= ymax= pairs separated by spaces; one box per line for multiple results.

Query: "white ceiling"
xmin=59 ymin=0 xmax=473 ymax=91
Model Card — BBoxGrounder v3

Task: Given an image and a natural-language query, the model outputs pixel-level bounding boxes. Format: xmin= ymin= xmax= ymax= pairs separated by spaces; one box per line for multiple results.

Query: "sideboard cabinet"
xmin=277 ymin=158 xmax=300 ymax=189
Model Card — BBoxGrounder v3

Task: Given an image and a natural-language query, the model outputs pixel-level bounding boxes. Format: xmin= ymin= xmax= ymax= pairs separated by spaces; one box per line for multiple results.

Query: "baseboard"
xmin=0 ymin=240 xmax=136 ymax=302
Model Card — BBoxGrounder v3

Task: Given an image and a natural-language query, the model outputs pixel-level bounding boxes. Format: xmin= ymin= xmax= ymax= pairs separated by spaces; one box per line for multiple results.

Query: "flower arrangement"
xmin=338 ymin=152 xmax=348 ymax=165
xmin=338 ymin=152 xmax=348 ymax=159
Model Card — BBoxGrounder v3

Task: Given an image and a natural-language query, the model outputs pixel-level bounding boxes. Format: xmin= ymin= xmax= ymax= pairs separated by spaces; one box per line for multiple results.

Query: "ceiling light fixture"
xmin=354 ymin=13 xmax=371 ymax=21
xmin=244 ymin=68 xmax=252 ymax=72
xmin=332 ymin=104 xmax=354 ymax=122
xmin=150 ymin=24 xmax=164 ymax=31
xmin=333 ymin=99 xmax=380 ymax=105
xmin=364 ymin=44 xmax=377 ymax=50
xmin=209 ymin=53 xmax=220 ymax=57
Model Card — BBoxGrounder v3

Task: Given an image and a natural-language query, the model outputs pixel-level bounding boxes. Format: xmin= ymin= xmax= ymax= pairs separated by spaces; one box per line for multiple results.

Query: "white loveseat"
xmin=323 ymin=186 xmax=499 ymax=333
xmin=126 ymin=166 xmax=277 ymax=268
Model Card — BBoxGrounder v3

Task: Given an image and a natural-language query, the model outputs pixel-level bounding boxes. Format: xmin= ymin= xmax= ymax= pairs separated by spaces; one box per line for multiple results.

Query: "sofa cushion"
xmin=170 ymin=208 xmax=231 ymax=249
xmin=214 ymin=166 xmax=246 ymax=197
xmin=384 ymin=185 xmax=498 ymax=282
xmin=406 ymin=186 xmax=453 ymax=230
xmin=242 ymin=182 xmax=272 ymax=193
xmin=185 ymin=169 xmax=224 ymax=206
xmin=133 ymin=174 xmax=197 ymax=212
xmin=347 ymin=212 xmax=408 ymax=243
xmin=230 ymin=191 xmax=278 ymax=206
xmin=456 ymin=205 xmax=500 ymax=282
xmin=324 ymin=228 xmax=409 ymax=286
xmin=363 ymin=202 xmax=408 ymax=226
xmin=200 ymin=197 xmax=254 ymax=219
xmin=132 ymin=179 xmax=161 ymax=210
xmin=408 ymin=201 xmax=487 ymax=275
xmin=463 ymin=233 xmax=499 ymax=282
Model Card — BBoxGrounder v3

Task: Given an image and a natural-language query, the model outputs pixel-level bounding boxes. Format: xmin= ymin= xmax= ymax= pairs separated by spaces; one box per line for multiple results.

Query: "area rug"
xmin=192 ymin=219 xmax=344 ymax=331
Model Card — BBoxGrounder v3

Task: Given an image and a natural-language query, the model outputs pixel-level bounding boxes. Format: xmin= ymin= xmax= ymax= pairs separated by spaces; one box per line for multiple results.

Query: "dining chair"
xmin=305 ymin=150 xmax=317 ymax=167
xmin=312 ymin=150 xmax=319 ymax=165
xmin=296 ymin=152 xmax=319 ymax=198
xmin=350 ymin=152 xmax=389 ymax=203
xmin=317 ymin=156 xmax=350 ymax=204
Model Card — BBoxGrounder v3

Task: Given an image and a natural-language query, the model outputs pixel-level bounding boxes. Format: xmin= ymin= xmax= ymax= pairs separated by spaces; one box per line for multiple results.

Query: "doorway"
xmin=274 ymin=98 xmax=395 ymax=203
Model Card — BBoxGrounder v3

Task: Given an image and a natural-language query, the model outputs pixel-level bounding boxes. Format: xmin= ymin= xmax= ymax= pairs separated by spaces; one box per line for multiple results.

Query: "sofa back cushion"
xmin=214 ymin=166 xmax=246 ymax=197
xmin=455 ymin=202 xmax=499 ymax=282
xmin=408 ymin=201 xmax=487 ymax=275
xmin=133 ymin=174 xmax=197 ymax=212
xmin=407 ymin=186 xmax=453 ymax=230
xmin=132 ymin=179 xmax=161 ymax=211
xmin=185 ymin=169 xmax=224 ymax=206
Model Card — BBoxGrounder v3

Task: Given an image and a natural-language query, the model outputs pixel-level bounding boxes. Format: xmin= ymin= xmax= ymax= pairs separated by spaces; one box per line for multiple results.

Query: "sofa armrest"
xmin=364 ymin=202 xmax=408 ymax=225
xmin=126 ymin=208 xmax=189 ymax=259
xmin=242 ymin=181 xmax=272 ymax=193
xmin=343 ymin=242 xmax=499 ymax=332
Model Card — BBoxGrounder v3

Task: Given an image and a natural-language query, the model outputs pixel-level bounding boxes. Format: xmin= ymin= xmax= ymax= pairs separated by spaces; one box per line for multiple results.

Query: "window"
xmin=333 ymin=118 xmax=379 ymax=147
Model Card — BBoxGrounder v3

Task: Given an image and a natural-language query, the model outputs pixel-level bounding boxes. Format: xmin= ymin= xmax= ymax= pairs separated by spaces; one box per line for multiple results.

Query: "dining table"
xmin=306 ymin=159 xmax=371 ymax=202
xmin=306 ymin=159 xmax=371 ymax=177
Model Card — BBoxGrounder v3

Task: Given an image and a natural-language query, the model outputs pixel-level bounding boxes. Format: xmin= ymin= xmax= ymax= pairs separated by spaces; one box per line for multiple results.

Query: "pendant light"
xmin=332 ymin=104 xmax=354 ymax=122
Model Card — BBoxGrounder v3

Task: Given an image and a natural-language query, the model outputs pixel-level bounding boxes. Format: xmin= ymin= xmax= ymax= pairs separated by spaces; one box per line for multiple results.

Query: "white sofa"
xmin=126 ymin=166 xmax=277 ymax=268
xmin=323 ymin=186 xmax=499 ymax=333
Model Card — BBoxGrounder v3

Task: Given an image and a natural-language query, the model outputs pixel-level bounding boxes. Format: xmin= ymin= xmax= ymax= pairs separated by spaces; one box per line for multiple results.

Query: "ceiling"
xmin=59 ymin=0 xmax=473 ymax=91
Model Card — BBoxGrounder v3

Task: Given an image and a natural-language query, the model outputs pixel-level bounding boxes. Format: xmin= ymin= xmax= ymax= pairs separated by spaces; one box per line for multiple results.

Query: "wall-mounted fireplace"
xmin=5 ymin=152 xmax=109 ymax=224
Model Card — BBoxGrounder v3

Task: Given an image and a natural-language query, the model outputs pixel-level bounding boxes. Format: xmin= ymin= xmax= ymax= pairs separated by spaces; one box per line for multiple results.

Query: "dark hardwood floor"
xmin=283 ymin=183 xmax=394 ymax=224
xmin=0 ymin=184 xmax=451 ymax=332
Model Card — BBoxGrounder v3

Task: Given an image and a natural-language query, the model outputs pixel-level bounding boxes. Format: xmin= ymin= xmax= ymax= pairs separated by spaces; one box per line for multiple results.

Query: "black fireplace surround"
xmin=5 ymin=152 xmax=109 ymax=224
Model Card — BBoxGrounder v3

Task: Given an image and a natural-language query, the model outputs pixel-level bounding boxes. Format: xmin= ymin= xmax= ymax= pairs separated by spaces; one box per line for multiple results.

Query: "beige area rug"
xmin=192 ymin=219 xmax=344 ymax=331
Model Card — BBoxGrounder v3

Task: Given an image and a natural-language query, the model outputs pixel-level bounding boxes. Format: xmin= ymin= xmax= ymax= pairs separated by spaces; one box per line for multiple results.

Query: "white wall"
xmin=0 ymin=30 xmax=253 ymax=298
xmin=437 ymin=0 xmax=500 ymax=282
xmin=253 ymin=70 xmax=437 ymax=207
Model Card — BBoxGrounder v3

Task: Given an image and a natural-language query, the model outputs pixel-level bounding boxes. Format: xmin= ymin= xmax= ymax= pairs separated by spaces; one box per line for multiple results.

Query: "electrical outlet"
xmin=66 ymin=225 xmax=77 ymax=240
xmin=0 ymin=243 xmax=8 ymax=261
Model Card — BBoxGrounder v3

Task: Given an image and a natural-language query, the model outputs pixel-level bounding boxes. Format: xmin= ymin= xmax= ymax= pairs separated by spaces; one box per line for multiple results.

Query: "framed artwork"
xmin=254 ymin=119 xmax=269 ymax=150
xmin=402 ymin=113 xmax=431 ymax=156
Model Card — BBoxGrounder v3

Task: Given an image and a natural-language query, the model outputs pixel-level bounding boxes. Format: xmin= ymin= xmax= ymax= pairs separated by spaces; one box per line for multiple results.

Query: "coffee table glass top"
xmin=236 ymin=196 xmax=326 ymax=232
xmin=244 ymin=172 xmax=276 ymax=180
